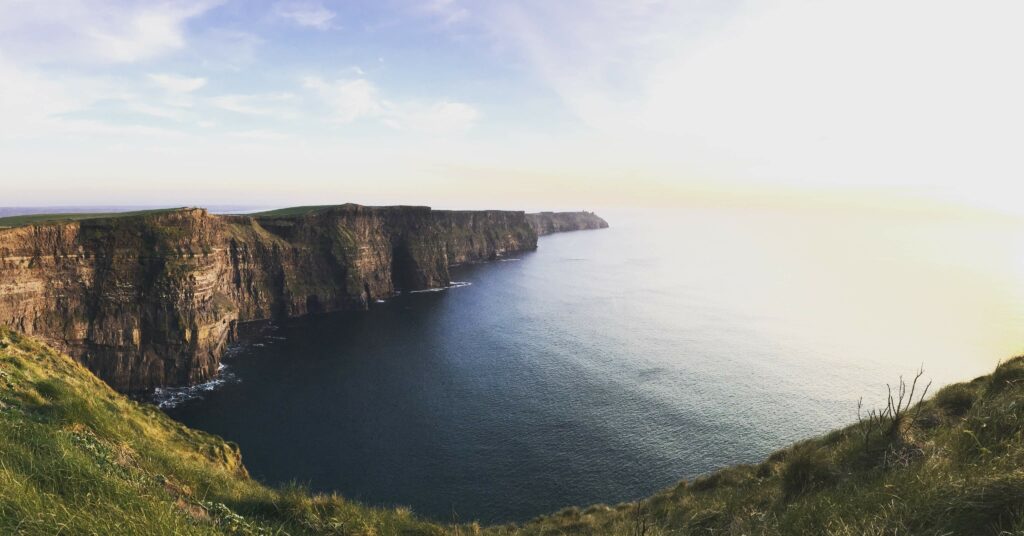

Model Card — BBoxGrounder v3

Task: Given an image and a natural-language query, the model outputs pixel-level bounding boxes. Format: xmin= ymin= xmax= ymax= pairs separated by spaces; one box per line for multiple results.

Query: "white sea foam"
xmin=408 ymin=281 xmax=472 ymax=293
xmin=152 ymin=363 xmax=238 ymax=409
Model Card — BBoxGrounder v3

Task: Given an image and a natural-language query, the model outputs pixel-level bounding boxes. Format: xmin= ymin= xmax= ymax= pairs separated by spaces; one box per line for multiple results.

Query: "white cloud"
xmin=0 ymin=54 xmax=178 ymax=139
xmin=387 ymin=101 xmax=480 ymax=134
xmin=482 ymin=1 xmax=695 ymax=130
xmin=0 ymin=55 xmax=80 ymax=139
xmin=192 ymin=29 xmax=262 ymax=70
xmin=124 ymin=102 xmax=190 ymax=121
xmin=209 ymin=92 xmax=297 ymax=117
xmin=302 ymin=75 xmax=479 ymax=133
xmin=302 ymin=77 xmax=381 ymax=123
xmin=273 ymin=1 xmax=336 ymax=29
xmin=479 ymin=0 xmax=1024 ymax=213
xmin=0 ymin=1 xmax=222 ymax=63
xmin=422 ymin=0 xmax=469 ymax=26
xmin=148 ymin=73 xmax=207 ymax=93
xmin=0 ymin=52 xmax=211 ymax=140
xmin=51 ymin=119 xmax=187 ymax=139
xmin=228 ymin=129 xmax=292 ymax=141
xmin=0 ymin=63 xmax=186 ymax=140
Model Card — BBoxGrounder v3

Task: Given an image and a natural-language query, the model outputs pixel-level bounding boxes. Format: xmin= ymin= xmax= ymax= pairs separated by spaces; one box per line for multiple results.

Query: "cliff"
xmin=526 ymin=211 xmax=608 ymax=235
xmin=3 ymin=327 xmax=1022 ymax=534
xmin=0 ymin=205 xmax=583 ymax=392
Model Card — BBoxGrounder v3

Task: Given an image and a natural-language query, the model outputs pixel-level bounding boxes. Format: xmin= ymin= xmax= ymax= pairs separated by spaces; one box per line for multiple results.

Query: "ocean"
xmin=165 ymin=207 xmax=1024 ymax=522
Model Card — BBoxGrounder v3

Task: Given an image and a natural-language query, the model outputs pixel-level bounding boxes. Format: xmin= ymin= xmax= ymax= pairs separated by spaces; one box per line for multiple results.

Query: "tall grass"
xmin=495 ymin=357 xmax=1024 ymax=535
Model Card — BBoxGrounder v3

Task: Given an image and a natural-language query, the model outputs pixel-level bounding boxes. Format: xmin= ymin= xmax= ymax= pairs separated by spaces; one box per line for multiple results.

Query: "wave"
xmin=152 ymin=363 xmax=239 ymax=409
xmin=408 ymin=281 xmax=472 ymax=293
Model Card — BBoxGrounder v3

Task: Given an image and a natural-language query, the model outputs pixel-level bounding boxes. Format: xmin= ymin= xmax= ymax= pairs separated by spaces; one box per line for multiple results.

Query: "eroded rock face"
xmin=526 ymin=211 xmax=609 ymax=235
xmin=0 ymin=205 xmax=544 ymax=392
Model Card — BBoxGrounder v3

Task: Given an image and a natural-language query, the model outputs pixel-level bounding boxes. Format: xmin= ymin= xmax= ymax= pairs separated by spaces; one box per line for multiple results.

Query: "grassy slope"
xmin=248 ymin=206 xmax=341 ymax=218
xmin=0 ymin=208 xmax=182 ymax=229
xmin=1 ymin=326 xmax=1023 ymax=535
xmin=0 ymin=328 xmax=448 ymax=536
xmin=499 ymin=364 xmax=1024 ymax=536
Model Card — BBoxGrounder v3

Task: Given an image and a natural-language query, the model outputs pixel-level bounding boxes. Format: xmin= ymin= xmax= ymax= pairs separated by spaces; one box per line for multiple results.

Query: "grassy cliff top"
xmin=1 ymin=328 xmax=1023 ymax=534
xmin=0 ymin=205 xmax=426 ymax=229
xmin=247 ymin=205 xmax=499 ymax=218
xmin=247 ymin=205 xmax=347 ymax=218
xmin=0 ymin=208 xmax=185 ymax=229
xmin=0 ymin=205 xmax=556 ymax=229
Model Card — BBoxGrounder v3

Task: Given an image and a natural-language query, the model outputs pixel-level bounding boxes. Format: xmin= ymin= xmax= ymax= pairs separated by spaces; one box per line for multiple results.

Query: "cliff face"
xmin=526 ymin=211 xmax=609 ymax=235
xmin=0 ymin=205 xmax=545 ymax=392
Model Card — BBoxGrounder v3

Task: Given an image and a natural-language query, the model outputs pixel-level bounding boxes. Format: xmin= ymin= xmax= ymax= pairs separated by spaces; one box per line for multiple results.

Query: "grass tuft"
xmin=934 ymin=383 xmax=978 ymax=416
xmin=987 ymin=358 xmax=1024 ymax=394
xmin=781 ymin=445 xmax=834 ymax=499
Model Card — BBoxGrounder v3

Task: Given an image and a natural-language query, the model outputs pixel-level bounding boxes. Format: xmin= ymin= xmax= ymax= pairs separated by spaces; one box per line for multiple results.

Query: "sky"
xmin=1 ymin=0 xmax=1023 ymax=213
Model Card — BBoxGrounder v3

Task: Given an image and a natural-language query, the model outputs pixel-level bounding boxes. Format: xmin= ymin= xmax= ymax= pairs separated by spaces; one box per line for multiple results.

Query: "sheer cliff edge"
xmin=0 ymin=205 xmax=608 ymax=392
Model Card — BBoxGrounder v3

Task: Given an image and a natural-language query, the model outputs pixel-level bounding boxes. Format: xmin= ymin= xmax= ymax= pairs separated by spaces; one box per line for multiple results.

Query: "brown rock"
xmin=0 ymin=205 xmax=602 ymax=392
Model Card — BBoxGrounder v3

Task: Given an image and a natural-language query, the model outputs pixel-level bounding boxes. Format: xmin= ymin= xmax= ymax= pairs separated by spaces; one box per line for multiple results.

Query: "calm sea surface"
xmin=166 ymin=207 xmax=1024 ymax=523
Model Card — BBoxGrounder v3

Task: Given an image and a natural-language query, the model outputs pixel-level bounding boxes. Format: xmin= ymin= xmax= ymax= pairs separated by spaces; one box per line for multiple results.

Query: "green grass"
xmin=0 ymin=208 xmax=183 ymax=229
xmin=249 ymin=206 xmax=345 ymax=218
xmin=496 ymin=359 xmax=1024 ymax=536
xmin=2 ymin=326 xmax=1023 ymax=534
xmin=0 ymin=327 xmax=449 ymax=535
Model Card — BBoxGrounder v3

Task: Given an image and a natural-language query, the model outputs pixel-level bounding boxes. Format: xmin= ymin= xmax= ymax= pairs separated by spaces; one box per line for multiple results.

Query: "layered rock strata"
xmin=0 ymin=205 xmax=582 ymax=392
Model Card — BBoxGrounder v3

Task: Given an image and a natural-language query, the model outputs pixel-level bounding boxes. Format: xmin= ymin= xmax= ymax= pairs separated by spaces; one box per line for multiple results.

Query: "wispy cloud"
xmin=273 ymin=1 xmax=336 ymax=30
xmin=0 ymin=61 xmax=188 ymax=140
xmin=148 ymin=73 xmax=207 ymax=93
xmin=228 ymin=129 xmax=292 ymax=141
xmin=383 ymin=101 xmax=479 ymax=135
xmin=470 ymin=0 xmax=1024 ymax=212
xmin=192 ymin=29 xmax=263 ymax=70
xmin=209 ymin=93 xmax=297 ymax=118
xmin=302 ymin=77 xmax=380 ymax=123
xmin=303 ymin=75 xmax=479 ymax=134
xmin=480 ymin=2 xmax=689 ymax=131
xmin=421 ymin=0 xmax=469 ymax=26
xmin=123 ymin=102 xmax=192 ymax=122
xmin=0 ymin=0 xmax=222 ymax=63
xmin=0 ymin=54 xmax=81 ymax=139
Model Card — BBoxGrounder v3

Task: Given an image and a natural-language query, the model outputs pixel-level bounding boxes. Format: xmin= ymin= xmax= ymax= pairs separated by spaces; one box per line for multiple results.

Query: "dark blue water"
xmin=166 ymin=208 xmax=1024 ymax=523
